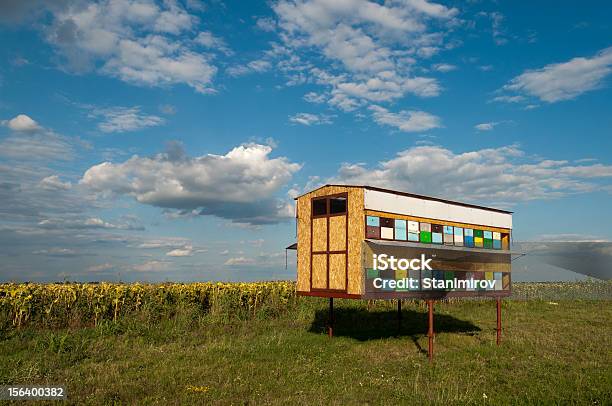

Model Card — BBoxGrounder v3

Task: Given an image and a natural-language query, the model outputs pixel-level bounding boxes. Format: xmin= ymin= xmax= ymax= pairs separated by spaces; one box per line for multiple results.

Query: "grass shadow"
xmin=308 ymin=307 xmax=481 ymax=348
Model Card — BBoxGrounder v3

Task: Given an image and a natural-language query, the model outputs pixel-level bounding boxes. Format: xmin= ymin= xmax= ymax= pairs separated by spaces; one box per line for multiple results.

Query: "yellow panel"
xmin=312 ymin=217 xmax=327 ymax=252
xmin=328 ymin=253 xmax=346 ymax=290
xmin=329 ymin=216 xmax=346 ymax=251
xmin=311 ymin=254 xmax=327 ymax=289
xmin=296 ymin=197 xmax=311 ymax=292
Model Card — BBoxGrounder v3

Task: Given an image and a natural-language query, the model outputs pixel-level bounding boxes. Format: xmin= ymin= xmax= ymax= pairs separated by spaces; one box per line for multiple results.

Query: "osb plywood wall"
xmin=296 ymin=185 xmax=364 ymax=295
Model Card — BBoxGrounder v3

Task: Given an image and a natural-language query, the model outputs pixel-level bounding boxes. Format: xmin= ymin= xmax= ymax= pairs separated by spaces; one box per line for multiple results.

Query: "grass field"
xmin=0 ymin=282 xmax=610 ymax=404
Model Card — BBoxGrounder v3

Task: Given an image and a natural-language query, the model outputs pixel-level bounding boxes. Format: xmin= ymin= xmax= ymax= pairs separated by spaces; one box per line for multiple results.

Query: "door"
xmin=310 ymin=193 xmax=348 ymax=292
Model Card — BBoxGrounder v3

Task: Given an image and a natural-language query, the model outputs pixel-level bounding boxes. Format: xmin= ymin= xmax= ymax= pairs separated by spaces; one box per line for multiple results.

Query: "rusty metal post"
xmin=427 ymin=300 xmax=434 ymax=362
xmin=328 ymin=297 xmax=334 ymax=338
xmin=496 ymin=297 xmax=502 ymax=345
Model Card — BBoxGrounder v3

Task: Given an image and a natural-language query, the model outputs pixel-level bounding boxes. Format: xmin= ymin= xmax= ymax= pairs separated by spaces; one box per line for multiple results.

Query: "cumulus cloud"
xmin=166 ymin=245 xmax=195 ymax=257
xmin=475 ymin=122 xmax=497 ymax=131
xmin=131 ymin=260 xmax=172 ymax=272
xmin=224 ymin=257 xmax=256 ymax=266
xmin=0 ymin=114 xmax=80 ymax=161
xmin=432 ymin=63 xmax=457 ymax=72
xmin=500 ymin=46 xmax=612 ymax=103
xmin=88 ymin=106 xmax=165 ymax=133
xmin=329 ymin=145 xmax=612 ymax=203
xmin=80 ymin=143 xmax=301 ymax=225
xmin=2 ymin=114 xmax=41 ymax=132
xmin=195 ymin=31 xmax=232 ymax=55
xmin=289 ymin=112 xmax=333 ymax=126
xmin=226 ymin=59 xmax=272 ymax=76
xmin=369 ymin=105 xmax=442 ymax=132
xmin=24 ymin=0 xmax=224 ymax=93
xmin=37 ymin=216 xmax=144 ymax=231
xmin=39 ymin=175 xmax=72 ymax=190
xmin=259 ymin=0 xmax=458 ymax=112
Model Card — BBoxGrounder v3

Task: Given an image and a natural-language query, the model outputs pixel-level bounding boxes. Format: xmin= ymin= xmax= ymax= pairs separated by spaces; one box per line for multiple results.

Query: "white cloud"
xmin=166 ymin=245 xmax=194 ymax=257
xmin=38 ymin=216 xmax=143 ymax=231
xmin=137 ymin=237 xmax=191 ymax=249
xmin=329 ymin=145 xmax=612 ymax=203
xmin=289 ymin=112 xmax=333 ymax=126
xmin=303 ymin=92 xmax=326 ymax=103
xmin=475 ymin=122 xmax=497 ymax=131
xmin=80 ymin=142 xmax=301 ymax=225
xmin=369 ymin=105 xmax=442 ymax=132
xmin=87 ymin=263 xmax=115 ymax=272
xmin=255 ymin=17 xmax=277 ymax=32
xmin=265 ymin=0 xmax=458 ymax=111
xmin=195 ymin=31 xmax=232 ymax=55
xmin=224 ymin=257 xmax=256 ymax=266
xmin=0 ymin=114 xmax=79 ymax=161
xmin=39 ymin=175 xmax=72 ymax=190
xmin=226 ymin=59 xmax=271 ymax=77
xmin=2 ymin=114 xmax=41 ymax=132
xmin=432 ymin=63 xmax=457 ymax=72
xmin=40 ymin=0 xmax=222 ymax=93
xmin=500 ymin=47 xmax=612 ymax=103
xmin=88 ymin=106 xmax=165 ymax=133
xmin=33 ymin=247 xmax=77 ymax=256
xmin=131 ymin=260 xmax=172 ymax=272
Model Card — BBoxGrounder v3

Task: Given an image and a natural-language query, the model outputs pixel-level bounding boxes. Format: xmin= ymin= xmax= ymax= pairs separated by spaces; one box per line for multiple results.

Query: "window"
xmin=312 ymin=199 xmax=327 ymax=216
xmin=329 ymin=197 xmax=347 ymax=214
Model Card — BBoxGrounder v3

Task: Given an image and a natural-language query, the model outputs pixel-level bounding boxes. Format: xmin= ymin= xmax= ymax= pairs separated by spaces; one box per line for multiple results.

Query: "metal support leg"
xmin=496 ymin=298 xmax=502 ymax=345
xmin=427 ymin=300 xmax=434 ymax=362
xmin=397 ymin=300 xmax=402 ymax=332
xmin=328 ymin=297 xmax=334 ymax=338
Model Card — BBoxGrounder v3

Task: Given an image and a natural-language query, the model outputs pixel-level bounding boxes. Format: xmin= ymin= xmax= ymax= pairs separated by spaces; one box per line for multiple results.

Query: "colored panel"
xmin=494 ymin=272 xmax=503 ymax=291
xmin=502 ymin=234 xmax=510 ymax=250
xmin=484 ymin=230 xmax=493 ymax=239
xmin=464 ymin=236 xmax=474 ymax=247
xmin=493 ymin=239 xmax=502 ymax=249
xmin=408 ymin=232 xmax=419 ymax=242
xmin=454 ymin=227 xmax=464 ymax=236
xmin=420 ymin=222 xmax=431 ymax=232
xmin=420 ymin=231 xmax=432 ymax=243
xmin=408 ymin=221 xmax=419 ymax=233
xmin=421 ymin=270 xmax=432 ymax=290
xmin=493 ymin=232 xmax=501 ymax=240
xmin=443 ymin=232 xmax=454 ymax=245
xmin=366 ymin=216 xmax=380 ymax=227
xmin=395 ymin=219 xmax=406 ymax=229
xmin=395 ymin=269 xmax=408 ymax=280
xmin=408 ymin=270 xmax=420 ymax=290
xmin=484 ymin=239 xmax=493 ymax=249
xmin=395 ymin=228 xmax=407 ymax=241
xmin=502 ymin=273 xmax=511 ymax=290
xmin=366 ymin=268 xmax=379 ymax=279
xmin=474 ymin=229 xmax=484 ymax=238
xmin=380 ymin=227 xmax=394 ymax=239
xmin=443 ymin=225 xmax=453 ymax=234
xmin=381 ymin=269 xmax=394 ymax=291
xmin=395 ymin=269 xmax=408 ymax=291
xmin=432 ymin=224 xmax=443 ymax=233
xmin=432 ymin=233 xmax=443 ymax=244
xmin=366 ymin=225 xmax=380 ymax=239
xmin=474 ymin=236 xmax=483 ymax=247
xmin=380 ymin=217 xmax=394 ymax=228
xmin=464 ymin=228 xmax=473 ymax=237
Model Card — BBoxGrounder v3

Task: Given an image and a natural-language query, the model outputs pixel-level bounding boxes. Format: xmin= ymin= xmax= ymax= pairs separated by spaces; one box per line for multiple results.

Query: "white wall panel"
xmin=364 ymin=189 xmax=512 ymax=229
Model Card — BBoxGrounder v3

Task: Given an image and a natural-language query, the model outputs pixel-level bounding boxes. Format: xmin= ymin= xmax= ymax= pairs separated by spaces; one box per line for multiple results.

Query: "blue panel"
xmin=464 ymin=228 xmax=473 ymax=237
xmin=395 ymin=228 xmax=407 ymax=241
xmin=408 ymin=232 xmax=419 ymax=242
xmin=443 ymin=225 xmax=453 ymax=234
xmin=454 ymin=227 xmax=463 ymax=236
xmin=464 ymin=236 xmax=474 ymax=247
xmin=366 ymin=216 xmax=379 ymax=227
xmin=484 ymin=230 xmax=493 ymax=239
xmin=432 ymin=233 xmax=443 ymax=244
xmin=394 ymin=219 xmax=406 ymax=229
xmin=493 ymin=239 xmax=502 ymax=249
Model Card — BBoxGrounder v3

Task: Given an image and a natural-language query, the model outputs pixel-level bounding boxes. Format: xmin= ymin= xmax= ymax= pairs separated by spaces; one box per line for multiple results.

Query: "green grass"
xmin=0 ymin=296 xmax=610 ymax=405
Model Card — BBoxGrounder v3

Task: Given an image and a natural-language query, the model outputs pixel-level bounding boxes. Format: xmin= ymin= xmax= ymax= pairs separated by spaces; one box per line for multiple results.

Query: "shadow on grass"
xmin=308 ymin=307 xmax=481 ymax=353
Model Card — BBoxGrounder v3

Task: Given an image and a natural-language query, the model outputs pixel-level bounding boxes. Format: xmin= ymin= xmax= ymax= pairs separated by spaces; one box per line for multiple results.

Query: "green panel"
xmin=366 ymin=268 xmax=379 ymax=279
xmin=484 ymin=239 xmax=493 ymax=249
xmin=474 ymin=229 xmax=484 ymax=237
xmin=444 ymin=271 xmax=454 ymax=280
xmin=420 ymin=231 xmax=432 ymax=243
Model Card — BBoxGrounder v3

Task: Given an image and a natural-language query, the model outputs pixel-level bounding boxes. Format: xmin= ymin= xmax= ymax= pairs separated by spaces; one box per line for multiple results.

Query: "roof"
xmin=294 ymin=184 xmax=513 ymax=214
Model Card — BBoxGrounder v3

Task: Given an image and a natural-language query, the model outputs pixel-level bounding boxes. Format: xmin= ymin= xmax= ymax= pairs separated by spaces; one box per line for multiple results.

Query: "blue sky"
xmin=0 ymin=0 xmax=611 ymax=282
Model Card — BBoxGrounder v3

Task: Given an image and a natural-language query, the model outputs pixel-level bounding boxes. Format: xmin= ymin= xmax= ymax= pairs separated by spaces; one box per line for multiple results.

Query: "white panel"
xmin=407 ymin=221 xmax=419 ymax=232
xmin=380 ymin=227 xmax=394 ymax=239
xmin=364 ymin=189 xmax=512 ymax=229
